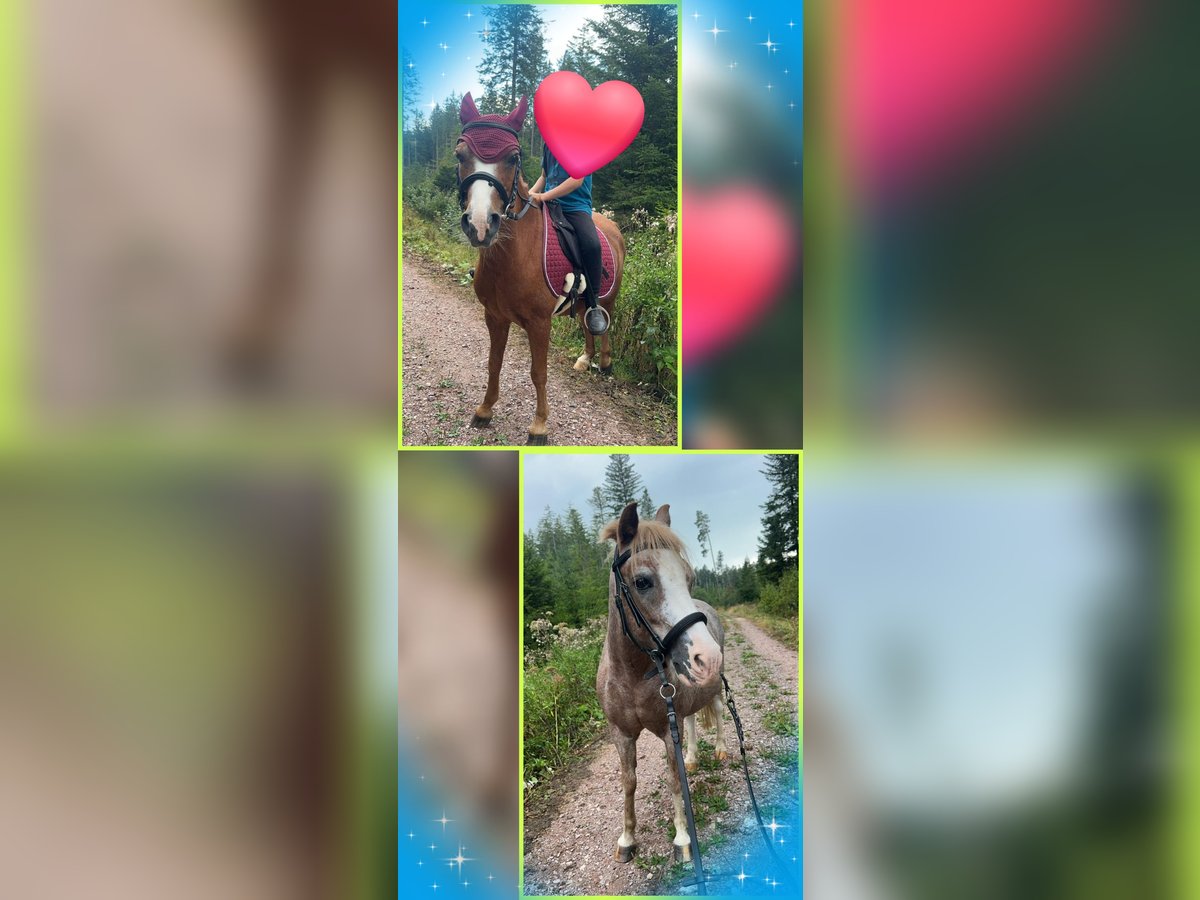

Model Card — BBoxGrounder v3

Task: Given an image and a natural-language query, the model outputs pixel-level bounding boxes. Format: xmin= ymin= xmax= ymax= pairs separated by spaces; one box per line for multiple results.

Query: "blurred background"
xmin=680 ymin=0 xmax=803 ymax=449
xmin=396 ymin=451 xmax=519 ymax=898
xmin=0 ymin=451 xmax=397 ymax=898
xmin=805 ymin=459 xmax=1171 ymax=899
xmin=808 ymin=0 xmax=1199 ymax=436
xmin=30 ymin=0 xmax=395 ymax=432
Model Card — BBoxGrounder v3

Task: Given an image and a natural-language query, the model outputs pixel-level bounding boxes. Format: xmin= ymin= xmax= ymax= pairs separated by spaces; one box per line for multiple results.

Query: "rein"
xmin=456 ymin=121 xmax=535 ymax=222
xmin=611 ymin=549 xmax=799 ymax=895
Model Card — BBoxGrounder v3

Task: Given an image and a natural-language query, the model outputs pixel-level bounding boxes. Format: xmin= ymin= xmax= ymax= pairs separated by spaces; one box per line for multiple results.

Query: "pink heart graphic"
xmin=845 ymin=0 xmax=1119 ymax=192
xmin=683 ymin=187 xmax=796 ymax=365
xmin=535 ymin=72 xmax=644 ymax=179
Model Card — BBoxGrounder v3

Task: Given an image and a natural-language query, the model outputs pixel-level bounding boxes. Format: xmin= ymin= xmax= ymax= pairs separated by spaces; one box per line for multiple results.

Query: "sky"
xmin=523 ymin=453 xmax=775 ymax=567
xmin=401 ymin=4 xmax=618 ymax=125
xmin=805 ymin=462 xmax=1139 ymax=814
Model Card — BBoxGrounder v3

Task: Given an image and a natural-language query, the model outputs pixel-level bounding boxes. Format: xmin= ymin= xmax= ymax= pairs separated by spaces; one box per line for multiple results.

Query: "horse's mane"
xmin=600 ymin=518 xmax=694 ymax=579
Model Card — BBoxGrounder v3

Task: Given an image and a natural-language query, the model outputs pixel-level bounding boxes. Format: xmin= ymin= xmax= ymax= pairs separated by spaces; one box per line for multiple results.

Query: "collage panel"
xmin=521 ymin=451 xmax=801 ymax=896
xmin=397 ymin=450 xmax=522 ymax=894
xmin=400 ymin=5 xmax=681 ymax=448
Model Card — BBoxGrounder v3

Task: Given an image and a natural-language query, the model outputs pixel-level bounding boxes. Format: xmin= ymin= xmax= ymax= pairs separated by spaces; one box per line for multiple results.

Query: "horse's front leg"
xmin=614 ymin=730 xmax=638 ymax=862
xmin=684 ymin=714 xmax=699 ymax=773
xmin=471 ymin=310 xmax=510 ymax=426
xmin=663 ymin=736 xmax=693 ymax=863
xmin=526 ymin=317 xmax=551 ymax=445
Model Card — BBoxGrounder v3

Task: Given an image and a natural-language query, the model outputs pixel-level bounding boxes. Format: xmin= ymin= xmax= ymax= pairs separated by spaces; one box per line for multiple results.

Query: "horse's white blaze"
xmin=465 ymin=160 xmax=501 ymax=240
xmin=655 ymin=553 xmax=722 ymax=677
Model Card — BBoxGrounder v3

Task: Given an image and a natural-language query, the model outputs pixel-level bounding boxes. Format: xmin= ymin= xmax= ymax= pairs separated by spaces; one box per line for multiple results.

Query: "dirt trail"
xmin=401 ymin=253 xmax=676 ymax=446
xmin=523 ymin=617 xmax=800 ymax=897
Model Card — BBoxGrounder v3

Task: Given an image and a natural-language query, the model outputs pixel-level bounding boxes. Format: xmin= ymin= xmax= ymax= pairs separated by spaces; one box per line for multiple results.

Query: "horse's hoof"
xmin=615 ymin=844 xmax=637 ymax=863
xmin=716 ymin=750 xmax=730 ymax=763
xmin=470 ymin=414 xmax=492 ymax=428
xmin=685 ymin=760 xmax=699 ymax=773
xmin=672 ymin=843 xmax=692 ymax=864
xmin=526 ymin=433 xmax=548 ymax=446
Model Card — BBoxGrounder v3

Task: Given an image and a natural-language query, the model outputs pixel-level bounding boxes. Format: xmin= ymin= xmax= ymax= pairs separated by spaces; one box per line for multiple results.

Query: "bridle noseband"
xmin=456 ymin=120 xmax=534 ymax=221
xmin=611 ymin=548 xmax=708 ymax=672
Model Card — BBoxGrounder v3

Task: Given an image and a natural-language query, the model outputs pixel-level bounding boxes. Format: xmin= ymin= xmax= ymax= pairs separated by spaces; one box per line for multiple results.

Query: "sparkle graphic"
xmin=429 ymin=843 xmax=437 ymax=852
xmin=746 ymin=13 xmax=755 ymax=24
xmin=766 ymin=83 xmax=774 ymax=92
xmin=707 ymin=19 xmax=725 ymax=41
xmin=435 ymin=810 xmax=453 ymax=832
xmin=487 ymin=874 xmax=495 ymax=882
xmin=770 ymin=878 xmax=780 ymax=891
xmin=421 ymin=17 xmax=429 ymax=28
xmin=407 ymin=831 xmax=415 ymax=840
xmin=446 ymin=843 xmax=474 ymax=878
xmin=431 ymin=883 xmax=439 ymax=892
xmin=788 ymin=100 xmax=797 ymax=111
xmin=765 ymin=814 xmax=785 ymax=838
xmin=481 ymin=27 xmax=492 ymax=39
xmin=692 ymin=10 xmax=702 ymax=21
xmin=406 ymin=61 xmax=415 ymax=71
xmin=727 ymin=60 xmax=738 ymax=70
xmin=464 ymin=9 xmax=473 ymax=20
xmin=439 ymin=42 xmax=450 ymax=53
xmin=427 ymin=100 xmax=437 ymax=111
xmin=759 ymin=33 xmax=779 ymax=56
xmin=784 ymin=68 xmax=790 ymax=76
xmin=736 ymin=865 xmax=751 ymax=887
xmin=788 ymin=19 xmax=796 ymax=29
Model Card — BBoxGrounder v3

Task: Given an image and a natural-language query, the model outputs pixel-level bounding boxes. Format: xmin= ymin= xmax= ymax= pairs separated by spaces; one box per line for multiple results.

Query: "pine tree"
xmin=638 ymin=487 xmax=656 ymax=520
xmin=587 ymin=485 xmax=607 ymax=536
xmin=602 ymin=454 xmax=644 ymax=519
xmin=478 ymin=6 xmax=550 ymax=114
xmin=757 ymin=455 xmax=799 ymax=583
xmin=523 ymin=539 xmax=555 ymax=625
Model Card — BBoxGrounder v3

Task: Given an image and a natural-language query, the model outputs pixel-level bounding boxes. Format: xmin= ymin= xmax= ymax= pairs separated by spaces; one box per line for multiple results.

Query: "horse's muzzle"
xmin=462 ymin=212 xmax=501 ymax=247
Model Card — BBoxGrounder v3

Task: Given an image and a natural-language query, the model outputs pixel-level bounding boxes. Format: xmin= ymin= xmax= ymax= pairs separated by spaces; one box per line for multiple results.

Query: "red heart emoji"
xmin=535 ymin=72 xmax=644 ymax=179
xmin=845 ymin=0 xmax=1118 ymax=193
xmin=683 ymin=186 xmax=796 ymax=366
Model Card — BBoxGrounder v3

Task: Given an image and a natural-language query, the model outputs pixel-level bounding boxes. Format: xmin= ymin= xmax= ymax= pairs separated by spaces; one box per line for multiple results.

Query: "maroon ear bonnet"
xmin=459 ymin=93 xmax=528 ymax=162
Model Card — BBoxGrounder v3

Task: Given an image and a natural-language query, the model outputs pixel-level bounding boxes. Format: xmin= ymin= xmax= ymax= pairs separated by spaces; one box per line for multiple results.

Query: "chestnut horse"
xmin=597 ymin=502 xmax=730 ymax=864
xmin=455 ymin=95 xmax=626 ymax=445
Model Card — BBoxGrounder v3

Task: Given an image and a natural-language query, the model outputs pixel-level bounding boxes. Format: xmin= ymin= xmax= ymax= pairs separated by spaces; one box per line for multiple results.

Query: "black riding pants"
xmin=562 ymin=209 xmax=602 ymax=309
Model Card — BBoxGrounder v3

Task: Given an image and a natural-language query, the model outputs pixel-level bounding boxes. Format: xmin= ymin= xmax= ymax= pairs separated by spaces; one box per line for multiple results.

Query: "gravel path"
xmin=523 ymin=617 xmax=800 ymax=896
xmin=401 ymin=253 xmax=677 ymax=447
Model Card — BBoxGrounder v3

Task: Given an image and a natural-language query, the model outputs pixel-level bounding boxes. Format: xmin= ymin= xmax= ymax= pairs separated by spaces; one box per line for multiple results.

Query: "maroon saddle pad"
xmin=542 ymin=204 xmax=617 ymax=302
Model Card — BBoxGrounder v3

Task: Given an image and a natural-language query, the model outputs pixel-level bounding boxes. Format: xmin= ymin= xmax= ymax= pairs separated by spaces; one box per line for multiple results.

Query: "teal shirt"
xmin=542 ymin=145 xmax=593 ymax=214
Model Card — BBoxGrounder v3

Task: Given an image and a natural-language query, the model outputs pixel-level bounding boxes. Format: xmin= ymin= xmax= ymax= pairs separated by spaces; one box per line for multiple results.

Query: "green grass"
xmin=763 ymin=708 xmax=795 ymax=737
xmin=723 ymin=602 xmax=800 ymax=651
xmin=523 ymin=631 xmax=606 ymax=795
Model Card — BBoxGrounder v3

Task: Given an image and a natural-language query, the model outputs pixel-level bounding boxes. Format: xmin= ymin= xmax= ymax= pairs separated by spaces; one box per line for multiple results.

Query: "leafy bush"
xmin=523 ymin=617 xmax=607 ymax=793
xmin=758 ymin=567 xmax=800 ymax=619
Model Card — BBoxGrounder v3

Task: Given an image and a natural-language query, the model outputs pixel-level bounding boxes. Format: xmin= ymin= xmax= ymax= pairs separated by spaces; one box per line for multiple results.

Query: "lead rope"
xmin=652 ymin=654 xmax=707 ymax=895
xmin=722 ymin=673 xmax=799 ymax=890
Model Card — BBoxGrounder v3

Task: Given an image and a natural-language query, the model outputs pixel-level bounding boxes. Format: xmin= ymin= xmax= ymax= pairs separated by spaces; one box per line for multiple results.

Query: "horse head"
xmin=604 ymin=502 xmax=724 ymax=688
xmin=456 ymin=93 xmax=529 ymax=247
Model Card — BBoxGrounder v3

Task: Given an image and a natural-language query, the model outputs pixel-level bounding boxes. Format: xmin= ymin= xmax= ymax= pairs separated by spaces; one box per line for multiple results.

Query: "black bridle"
xmin=611 ymin=548 xmax=799 ymax=895
xmin=455 ymin=120 xmax=535 ymax=221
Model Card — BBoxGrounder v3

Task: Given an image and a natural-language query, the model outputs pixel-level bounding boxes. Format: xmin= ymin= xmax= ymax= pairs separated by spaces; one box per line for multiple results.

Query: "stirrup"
xmin=585 ymin=306 xmax=609 ymax=336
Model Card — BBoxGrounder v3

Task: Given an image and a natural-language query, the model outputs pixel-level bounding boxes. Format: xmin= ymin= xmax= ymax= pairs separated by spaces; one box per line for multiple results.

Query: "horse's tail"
xmin=698 ymin=694 xmax=721 ymax=732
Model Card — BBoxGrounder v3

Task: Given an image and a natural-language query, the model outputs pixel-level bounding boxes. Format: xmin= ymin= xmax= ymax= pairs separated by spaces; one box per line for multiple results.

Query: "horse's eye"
xmin=634 ymin=576 xmax=652 ymax=592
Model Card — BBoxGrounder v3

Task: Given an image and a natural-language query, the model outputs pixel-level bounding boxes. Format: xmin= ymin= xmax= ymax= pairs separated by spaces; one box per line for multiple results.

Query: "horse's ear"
xmin=617 ymin=501 xmax=639 ymax=547
xmin=654 ymin=504 xmax=671 ymax=526
xmin=460 ymin=92 xmax=481 ymax=124
xmin=504 ymin=95 xmax=529 ymax=130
